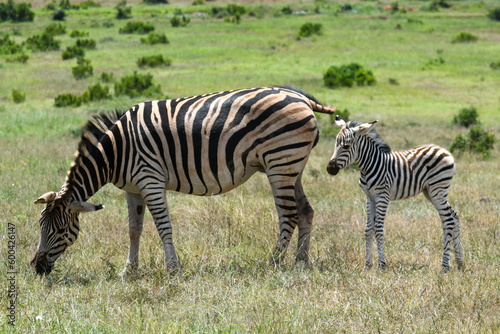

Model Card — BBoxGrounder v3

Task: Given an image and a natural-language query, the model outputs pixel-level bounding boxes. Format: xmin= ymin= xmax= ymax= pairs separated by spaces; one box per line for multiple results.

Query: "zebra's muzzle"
xmin=30 ymin=252 xmax=52 ymax=275
xmin=326 ymin=161 xmax=340 ymax=176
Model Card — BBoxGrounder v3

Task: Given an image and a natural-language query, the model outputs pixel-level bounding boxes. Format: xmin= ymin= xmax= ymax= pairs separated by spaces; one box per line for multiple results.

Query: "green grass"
xmin=1 ymin=1 xmax=499 ymax=332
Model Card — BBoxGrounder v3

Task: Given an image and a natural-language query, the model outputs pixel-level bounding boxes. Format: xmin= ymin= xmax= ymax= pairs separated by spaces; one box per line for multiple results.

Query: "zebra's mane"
xmin=54 ymin=110 xmax=125 ymax=207
xmin=347 ymin=120 xmax=391 ymax=153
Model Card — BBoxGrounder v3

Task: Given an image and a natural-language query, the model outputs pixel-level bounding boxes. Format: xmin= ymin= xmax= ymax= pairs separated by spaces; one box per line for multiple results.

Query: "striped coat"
xmin=32 ymin=86 xmax=336 ymax=275
xmin=327 ymin=116 xmax=463 ymax=270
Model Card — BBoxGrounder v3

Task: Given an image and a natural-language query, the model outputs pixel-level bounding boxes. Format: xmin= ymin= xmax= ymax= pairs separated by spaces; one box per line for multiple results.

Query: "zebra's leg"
xmin=295 ymin=172 xmax=314 ymax=264
xmin=120 ymin=192 xmax=146 ymax=276
xmin=141 ymin=187 xmax=179 ymax=272
xmin=374 ymin=194 xmax=390 ymax=269
xmin=364 ymin=197 xmax=376 ymax=270
xmin=267 ymin=173 xmax=300 ymax=266
xmin=425 ymin=189 xmax=463 ymax=270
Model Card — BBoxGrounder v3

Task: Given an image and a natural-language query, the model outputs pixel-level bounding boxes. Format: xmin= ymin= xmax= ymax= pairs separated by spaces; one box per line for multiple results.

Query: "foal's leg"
xmin=121 ymin=192 xmax=146 ymax=276
xmin=374 ymin=193 xmax=390 ymax=269
xmin=364 ymin=197 xmax=376 ymax=269
xmin=295 ymin=172 xmax=314 ymax=264
xmin=425 ymin=188 xmax=463 ymax=270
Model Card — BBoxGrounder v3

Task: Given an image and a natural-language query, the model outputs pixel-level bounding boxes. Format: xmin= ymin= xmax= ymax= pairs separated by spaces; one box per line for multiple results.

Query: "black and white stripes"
xmin=327 ymin=116 xmax=463 ymax=270
xmin=32 ymin=86 xmax=336 ymax=275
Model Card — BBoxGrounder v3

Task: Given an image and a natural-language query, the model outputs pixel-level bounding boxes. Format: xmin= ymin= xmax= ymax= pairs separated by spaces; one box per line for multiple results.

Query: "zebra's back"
xmin=113 ymin=87 xmax=322 ymax=196
xmin=389 ymin=144 xmax=455 ymax=200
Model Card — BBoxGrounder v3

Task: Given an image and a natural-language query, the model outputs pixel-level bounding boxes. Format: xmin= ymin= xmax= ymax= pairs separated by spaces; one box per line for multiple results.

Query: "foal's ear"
xmin=34 ymin=192 xmax=58 ymax=204
xmin=69 ymin=201 xmax=104 ymax=213
xmin=353 ymin=120 xmax=378 ymax=136
xmin=334 ymin=115 xmax=346 ymax=128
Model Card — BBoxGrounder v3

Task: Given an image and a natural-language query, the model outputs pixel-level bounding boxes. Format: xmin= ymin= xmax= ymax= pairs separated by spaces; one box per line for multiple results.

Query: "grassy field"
xmin=1 ymin=0 xmax=499 ymax=332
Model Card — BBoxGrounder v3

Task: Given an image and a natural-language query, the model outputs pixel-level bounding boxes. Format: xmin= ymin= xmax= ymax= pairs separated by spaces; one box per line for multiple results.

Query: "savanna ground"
xmin=1 ymin=0 xmax=499 ymax=332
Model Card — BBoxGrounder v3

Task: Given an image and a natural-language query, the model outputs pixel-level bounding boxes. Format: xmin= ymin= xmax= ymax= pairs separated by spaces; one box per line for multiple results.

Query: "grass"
xmin=1 ymin=1 xmax=499 ymax=332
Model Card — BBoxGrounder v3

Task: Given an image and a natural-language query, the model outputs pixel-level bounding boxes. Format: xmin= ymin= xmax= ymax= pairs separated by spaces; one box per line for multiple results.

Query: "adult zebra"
xmin=31 ymin=86 xmax=336 ymax=275
xmin=326 ymin=116 xmax=463 ymax=270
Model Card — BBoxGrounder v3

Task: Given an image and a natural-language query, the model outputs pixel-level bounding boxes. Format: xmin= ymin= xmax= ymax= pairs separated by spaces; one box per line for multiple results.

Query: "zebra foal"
xmin=31 ymin=86 xmax=336 ymax=275
xmin=326 ymin=116 xmax=463 ymax=270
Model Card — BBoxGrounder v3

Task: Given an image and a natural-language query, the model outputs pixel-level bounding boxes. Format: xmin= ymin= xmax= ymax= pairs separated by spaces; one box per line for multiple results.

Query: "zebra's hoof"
xmin=377 ymin=262 xmax=386 ymax=270
xmin=166 ymin=261 xmax=180 ymax=274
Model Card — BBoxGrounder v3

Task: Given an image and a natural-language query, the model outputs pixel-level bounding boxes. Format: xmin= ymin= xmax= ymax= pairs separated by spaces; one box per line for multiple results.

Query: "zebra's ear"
xmin=34 ymin=192 xmax=58 ymax=204
xmin=334 ymin=115 xmax=346 ymax=128
xmin=353 ymin=120 xmax=378 ymax=136
xmin=69 ymin=201 xmax=104 ymax=213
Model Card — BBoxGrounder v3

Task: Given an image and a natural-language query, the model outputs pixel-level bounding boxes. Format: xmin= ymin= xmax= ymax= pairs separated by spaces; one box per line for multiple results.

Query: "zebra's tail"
xmin=310 ymin=100 xmax=337 ymax=114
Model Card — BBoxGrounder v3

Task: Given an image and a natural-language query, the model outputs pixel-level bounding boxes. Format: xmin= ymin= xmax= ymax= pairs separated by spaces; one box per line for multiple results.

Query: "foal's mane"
xmin=347 ymin=120 xmax=391 ymax=153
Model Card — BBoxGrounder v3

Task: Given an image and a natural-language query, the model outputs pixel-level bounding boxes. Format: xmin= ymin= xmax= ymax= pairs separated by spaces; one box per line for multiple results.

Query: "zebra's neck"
xmin=354 ymin=135 xmax=392 ymax=174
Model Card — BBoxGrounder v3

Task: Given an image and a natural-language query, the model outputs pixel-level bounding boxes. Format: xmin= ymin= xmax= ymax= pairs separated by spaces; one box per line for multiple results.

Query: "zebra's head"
xmin=31 ymin=191 xmax=103 ymax=275
xmin=327 ymin=116 xmax=378 ymax=176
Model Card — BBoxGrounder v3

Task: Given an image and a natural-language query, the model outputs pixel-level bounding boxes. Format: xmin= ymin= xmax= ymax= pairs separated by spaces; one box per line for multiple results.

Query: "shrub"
xmin=450 ymin=126 xmax=496 ymax=157
xmin=114 ymin=71 xmax=162 ymax=98
xmin=119 ymin=21 xmax=155 ymax=34
xmin=54 ymin=93 xmax=82 ymax=107
xmin=281 ymin=6 xmax=293 ymax=15
xmin=53 ymin=9 xmax=66 ymax=21
xmin=62 ymin=45 xmax=85 ymax=60
xmin=171 ymin=15 xmax=190 ymax=27
xmin=75 ymin=38 xmax=96 ymax=49
xmin=0 ymin=35 xmax=23 ymax=54
xmin=137 ymin=54 xmax=171 ymax=68
xmin=100 ymin=72 xmax=115 ymax=83
xmin=143 ymin=0 xmax=169 ymax=3
xmin=452 ymin=32 xmax=478 ymax=44
xmin=116 ymin=6 xmax=131 ymax=19
xmin=192 ymin=0 xmax=205 ymax=5
xmin=5 ymin=53 xmax=28 ymax=63
xmin=324 ymin=63 xmax=376 ymax=88
xmin=72 ymin=57 xmax=93 ymax=80
xmin=25 ymin=32 xmax=61 ymax=52
xmin=452 ymin=106 xmax=479 ymax=128
xmin=297 ymin=22 xmax=322 ymax=40
xmin=0 ymin=0 xmax=35 ymax=22
xmin=81 ymin=83 xmax=111 ymax=102
xmin=140 ymin=32 xmax=169 ymax=45
xmin=70 ymin=30 xmax=89 ymax=38
xmin=487 ymin=7 xmax=500 ymax=21
xmin=490 ymin=61 xmax=500 ymax=70
xmin=12 ymin=89 xmax=25 ymax=103
xmin=44 ymin=23 xmax=66 ymax=36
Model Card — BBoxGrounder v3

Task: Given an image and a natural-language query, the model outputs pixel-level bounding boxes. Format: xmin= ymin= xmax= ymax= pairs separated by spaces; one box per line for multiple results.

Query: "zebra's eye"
xmin=342 ymin=145 xmax=350 ymax=150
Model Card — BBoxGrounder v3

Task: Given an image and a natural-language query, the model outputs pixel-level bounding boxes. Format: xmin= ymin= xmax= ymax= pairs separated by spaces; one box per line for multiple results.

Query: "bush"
xmin=452 ymin=32 xmax=478 ymax=44
xmin=25 ymin=32 xmax=61 ymax=52
xmin=297 ymin=22 xmax=322 ymax=39
xmin=12 ymin=89 xmax=25 ymax=103
xmin=75 ymin=38 xmax=96 ymax=49
xmin=450 ymin=126 xmax=496 ymax=157
xmin=116 ymin=6 xmax=131 ymax=19
xmin=490 ymin=61 xmax=500 ymax=70
xmin=119 ymin=21 xmax=155 ymax=34
xmin=0 ymin=35 xmax=23 ymax=54
xmin=53 ymin=9 xmax=66 ymax=21
xmin=281 ymin=6 xmax=293 ymax=15
xmin=487 ymin=7 xmax=500 ymax=21
xmin=72 ymin=57 xmax=93 ymax=80
xmin=192 ymin=0 xmax=205 ymax=5
xmin=143 ymin=0 xmax=169 ymax=3
xmin=0 ymin=0 xmax=35 ymax=22
xmin=324 ymin=63 xmax=376 ymax=88
xmin=453 ymin=106 xmax=479 ymax=128
xmin=140 ymin=32 xmax=169 ymax=45
xmin=100 ymin=72 xmax=115 ymax=83
xmin=171 ymin=15 xmax=190 ymax=27
xmin=137 ymin=54 xmax=171 ymax=68
xmin=62 ymin=45 xmax=85 ymax=60
xmin=54 ymin=93 xmax=82 ymax=107
xmin=70 ymin=30 xmax=89 ymax=38
xmin=114 ymin=72 xmax=162 ymax=98
xmin=5 ymin=53 xmax=28 ymax=63
xmin=44 ymin=23 xmax=66 ymax=36
xmin=81 ymin=83 xmax=111 ymax=102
